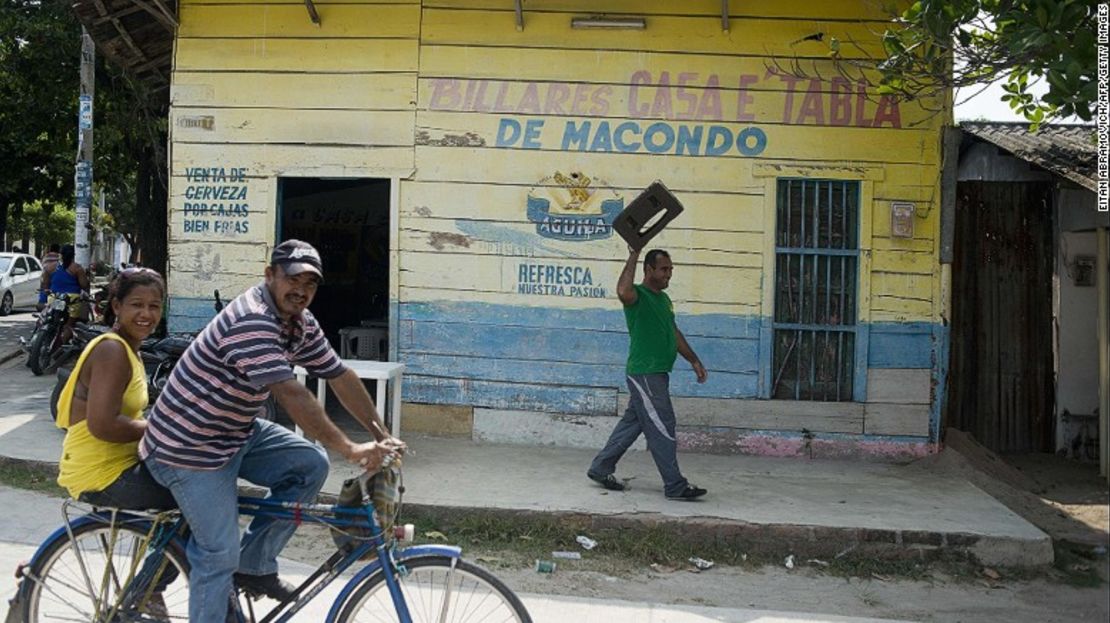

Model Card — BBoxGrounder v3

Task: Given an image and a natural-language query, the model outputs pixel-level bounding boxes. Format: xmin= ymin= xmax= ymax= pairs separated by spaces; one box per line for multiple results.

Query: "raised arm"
xmin=617 ymin=246 xmax=641 ymax=306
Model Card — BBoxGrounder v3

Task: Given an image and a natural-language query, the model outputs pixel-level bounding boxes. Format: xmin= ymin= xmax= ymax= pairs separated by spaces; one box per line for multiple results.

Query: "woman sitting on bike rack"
xmin=47 ymin=244 xmax=91 ymax=346
xmin=54 ymin=267 xmax=175 ymax=510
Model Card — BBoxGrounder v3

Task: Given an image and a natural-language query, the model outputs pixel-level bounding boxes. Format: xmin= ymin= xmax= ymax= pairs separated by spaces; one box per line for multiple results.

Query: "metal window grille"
xmin=772 ymin=179 xmax=860 ymax=401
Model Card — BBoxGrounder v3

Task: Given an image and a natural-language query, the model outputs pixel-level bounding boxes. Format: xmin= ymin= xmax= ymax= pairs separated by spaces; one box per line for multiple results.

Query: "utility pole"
xmin=74 ymin=27 xmax=94 ymax=267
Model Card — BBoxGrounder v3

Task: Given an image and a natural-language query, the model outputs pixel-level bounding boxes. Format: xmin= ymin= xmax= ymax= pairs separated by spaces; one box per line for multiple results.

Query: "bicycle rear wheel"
xmin=337 ymin=556 xmax=531 ymax=623
xmin=21 ymin=518 xmax=190 ymax=622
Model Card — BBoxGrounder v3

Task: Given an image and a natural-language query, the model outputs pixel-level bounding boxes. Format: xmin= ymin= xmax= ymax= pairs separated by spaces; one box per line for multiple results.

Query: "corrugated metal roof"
xmin=960 ymin=121 xmax=1097 ymax=191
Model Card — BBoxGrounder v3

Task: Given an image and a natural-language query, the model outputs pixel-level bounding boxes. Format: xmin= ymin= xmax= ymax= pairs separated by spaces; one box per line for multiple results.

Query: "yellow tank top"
xmin=56 ymin=332 xmax=148 ymax=498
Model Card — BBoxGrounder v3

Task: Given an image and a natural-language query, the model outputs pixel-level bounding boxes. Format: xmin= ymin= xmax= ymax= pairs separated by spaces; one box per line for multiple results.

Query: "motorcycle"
xmin=23 ymin=291 xmax=97 ymax=376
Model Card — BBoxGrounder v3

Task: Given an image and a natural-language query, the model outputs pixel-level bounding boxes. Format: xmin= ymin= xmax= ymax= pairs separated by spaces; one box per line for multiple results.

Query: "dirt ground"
xmin=917 ymin=430 xmax=1109 ymax=549
xmin=280 ymin=521 xmax=1108 ymax=623
xmin=276 ymin=428 xmax=1110 ymax=622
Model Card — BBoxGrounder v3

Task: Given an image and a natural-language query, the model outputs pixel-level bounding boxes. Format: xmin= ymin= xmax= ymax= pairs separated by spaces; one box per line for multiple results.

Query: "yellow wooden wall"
xmin=166 ymin=1 xmax=949 ymax=443
xmin=167 ymin=0 xmax=419 ymax=321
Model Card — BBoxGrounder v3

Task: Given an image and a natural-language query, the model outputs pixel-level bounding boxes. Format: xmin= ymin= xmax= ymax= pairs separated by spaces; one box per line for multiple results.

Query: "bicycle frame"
xmin=22 ymin=495 xmax=461 ymax=623
xmin=235 ymin=495 xmax=461 ymax=623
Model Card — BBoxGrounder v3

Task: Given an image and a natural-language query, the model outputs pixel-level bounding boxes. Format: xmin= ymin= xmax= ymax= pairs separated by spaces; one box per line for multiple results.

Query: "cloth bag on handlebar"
xmin=332 ymin=464 xmax=403 ymax=550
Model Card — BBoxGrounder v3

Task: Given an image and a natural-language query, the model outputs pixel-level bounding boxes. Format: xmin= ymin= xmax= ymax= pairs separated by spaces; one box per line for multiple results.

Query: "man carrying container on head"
xmin=140 ymin=239 xmax=405 ymax=622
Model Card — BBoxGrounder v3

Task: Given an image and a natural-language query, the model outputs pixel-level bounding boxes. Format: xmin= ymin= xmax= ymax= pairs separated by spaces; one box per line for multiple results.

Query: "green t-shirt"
xmin=624 ymin=284 xmax=678 ymax=375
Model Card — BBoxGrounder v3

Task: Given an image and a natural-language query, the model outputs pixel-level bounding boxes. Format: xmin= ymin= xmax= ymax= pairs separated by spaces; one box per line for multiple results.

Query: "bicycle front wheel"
xmin=21 ymin=518 xmax=190 ymax=622
xmin=337 ymin=556 xmax=532 ymax=623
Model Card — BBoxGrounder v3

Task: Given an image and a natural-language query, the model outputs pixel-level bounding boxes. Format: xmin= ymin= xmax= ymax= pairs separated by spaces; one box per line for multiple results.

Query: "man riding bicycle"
xmin=140 ymin=239 xmax=404 ymax=622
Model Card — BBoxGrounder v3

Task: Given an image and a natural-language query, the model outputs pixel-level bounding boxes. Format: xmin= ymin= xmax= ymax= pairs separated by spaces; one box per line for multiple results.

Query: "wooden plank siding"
xmin=165 ymin=0 xmax=949 ymax=450
xmin=167 ymin=0 xmax=420 ymax=302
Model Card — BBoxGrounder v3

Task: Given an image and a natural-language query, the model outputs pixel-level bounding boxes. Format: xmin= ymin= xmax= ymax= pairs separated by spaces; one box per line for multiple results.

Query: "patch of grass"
xmin=400 ymin=506 xmax=765 ymax=571
xmin=0 ymin=460 xmax=65 ymax=497
xmin=824 ymin=551 xmax=935 ymax=581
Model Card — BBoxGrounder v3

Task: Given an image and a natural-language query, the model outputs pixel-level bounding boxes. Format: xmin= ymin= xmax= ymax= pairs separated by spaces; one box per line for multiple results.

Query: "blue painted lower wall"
xmin=168 ymin=296 xmax=945 ymax=443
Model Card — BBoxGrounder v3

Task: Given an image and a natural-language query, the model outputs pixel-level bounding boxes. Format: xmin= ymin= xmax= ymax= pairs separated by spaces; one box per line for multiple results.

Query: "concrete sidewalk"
xmin=0 ymin=359 xmax=1052 ymax=567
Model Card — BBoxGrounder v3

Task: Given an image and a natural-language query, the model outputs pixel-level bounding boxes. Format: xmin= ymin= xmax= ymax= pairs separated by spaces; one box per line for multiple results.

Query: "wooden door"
xmin=948 ymin=181 xmax=1055 ymax=453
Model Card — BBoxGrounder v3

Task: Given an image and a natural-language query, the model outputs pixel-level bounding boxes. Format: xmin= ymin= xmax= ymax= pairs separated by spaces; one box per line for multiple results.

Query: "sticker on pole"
xmin=79 ymin=95 xmax=93 ymax=130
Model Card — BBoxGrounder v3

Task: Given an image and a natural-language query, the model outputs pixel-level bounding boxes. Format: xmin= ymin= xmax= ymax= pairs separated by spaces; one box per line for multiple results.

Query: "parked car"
xmin=0 ymin=252 xmax=44 ymax=316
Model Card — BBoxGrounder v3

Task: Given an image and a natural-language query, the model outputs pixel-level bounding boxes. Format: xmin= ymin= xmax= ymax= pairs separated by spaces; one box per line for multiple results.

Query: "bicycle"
xmin=12 ymin=466 xmax=532 ymax=623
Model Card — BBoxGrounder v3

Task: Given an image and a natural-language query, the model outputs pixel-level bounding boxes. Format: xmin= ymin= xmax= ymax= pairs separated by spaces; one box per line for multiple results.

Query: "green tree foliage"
xmin=0 ymin=0 xmax=167 ymax=269
xmin=877 ymin=0 xmax=1097 ymax=125
xmin=0 ymin=0 xmax=77 ymax=242
xmin=7 ymin=201 xmax=75 ymax=244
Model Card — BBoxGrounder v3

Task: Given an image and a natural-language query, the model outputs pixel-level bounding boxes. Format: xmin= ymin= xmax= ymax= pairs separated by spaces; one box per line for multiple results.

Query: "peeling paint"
xmin=676 ymin=429 xmax=934 ymax=463
xmin=413 ymin=205 xmax=433 ymax=217
xmin=427 ymin=232 xmax=472 ymax=250
xmin=415 ymin=129 xmax=486 ymax=147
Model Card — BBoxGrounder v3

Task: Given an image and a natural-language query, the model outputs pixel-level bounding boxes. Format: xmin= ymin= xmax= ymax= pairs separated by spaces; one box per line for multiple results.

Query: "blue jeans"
xmin=144 ymin=419 xmax=329 ymax=622
xmin=590 ymin=373 xmax=689 ymax=497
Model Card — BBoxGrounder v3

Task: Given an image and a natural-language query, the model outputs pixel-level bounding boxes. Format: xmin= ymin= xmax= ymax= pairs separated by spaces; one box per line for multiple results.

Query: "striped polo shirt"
xmin=141 ymin=283 xmax=345 ymax=469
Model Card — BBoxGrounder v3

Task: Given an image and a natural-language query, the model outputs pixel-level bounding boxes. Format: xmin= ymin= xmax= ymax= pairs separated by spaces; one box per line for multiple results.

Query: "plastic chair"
xmin=339 ymin=327 xmax=388 ymax=360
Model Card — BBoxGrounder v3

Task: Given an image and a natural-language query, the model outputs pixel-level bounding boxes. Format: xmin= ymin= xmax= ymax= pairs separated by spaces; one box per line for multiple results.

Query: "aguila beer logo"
xmin=526 ymin=171 xmax=623 ymax=241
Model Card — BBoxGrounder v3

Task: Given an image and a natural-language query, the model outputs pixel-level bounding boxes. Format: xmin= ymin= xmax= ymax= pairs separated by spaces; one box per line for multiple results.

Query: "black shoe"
xmin=666 ymin=485 xmax=707 ymax=500
xmin=234 ymin=572 xmax=296 ymax=601
xmin=587 ymin=471 xmax=626 ymax=491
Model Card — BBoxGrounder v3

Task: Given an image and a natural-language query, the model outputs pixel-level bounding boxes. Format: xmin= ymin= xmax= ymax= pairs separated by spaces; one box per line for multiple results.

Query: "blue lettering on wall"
xmin=181 ymin=166 xmax=251 ymax=236
xmin=516 ymin=262 xmax=607 ymax=298
xmin=496 ymin=118 xmax=768 ymax=157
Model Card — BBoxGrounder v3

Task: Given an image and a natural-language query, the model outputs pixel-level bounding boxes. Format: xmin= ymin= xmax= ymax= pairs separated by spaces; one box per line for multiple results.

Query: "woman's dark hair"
xmin=61 ymin=244 xmax=75 ymax=269
xmin=103 ymin=268 xmax=165 ymax=327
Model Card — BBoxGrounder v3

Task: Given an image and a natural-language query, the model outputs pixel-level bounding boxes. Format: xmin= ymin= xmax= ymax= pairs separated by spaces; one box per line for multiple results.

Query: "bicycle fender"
xmin=325 ymin=545 xmax=463 ymax=623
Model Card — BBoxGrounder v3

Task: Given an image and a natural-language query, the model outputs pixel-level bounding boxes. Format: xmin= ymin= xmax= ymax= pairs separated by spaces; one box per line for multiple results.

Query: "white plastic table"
xmin=293 ymin=360 xmax=405 ymax=437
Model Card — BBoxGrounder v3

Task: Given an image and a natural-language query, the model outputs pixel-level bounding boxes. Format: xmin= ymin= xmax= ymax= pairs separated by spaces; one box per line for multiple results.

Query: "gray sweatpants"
xmin=589 ymin=373 xmax=689 ymax=497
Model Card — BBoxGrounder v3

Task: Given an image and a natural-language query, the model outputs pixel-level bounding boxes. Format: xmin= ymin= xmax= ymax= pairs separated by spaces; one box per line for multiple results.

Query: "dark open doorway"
xmin=278 ymin=178 xmax=391 ymax=358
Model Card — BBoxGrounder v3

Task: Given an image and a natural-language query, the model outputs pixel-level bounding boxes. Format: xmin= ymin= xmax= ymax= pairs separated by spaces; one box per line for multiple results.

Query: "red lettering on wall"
xmin=590 ymin=85 xmax=612 ymax=116
xmin=651 ymin=71 xmax=674 ymax=119
xmin=697 ymin=74 xmax=723 ymax=121
xmin=829 ymin=78 xmax=852 ymax=126
xmin=517 ymin=83 xmax=541 ymax=114
xmin=735 ymin=74 xmax=757 ymax=121
xmin=796 ymin=79 xmax=825 ymax=125
xmin=854 ymin=82 xmax=873 ymax=127
xmin=428 ymin=79 xmax=461 ymax=110
xmin=872 ymin=95 xmax=902 ymax=128
xmin=674 ymin=72 xmax=699 ymax=120
xmin=628 ymin=71 xmax=651 ymax=117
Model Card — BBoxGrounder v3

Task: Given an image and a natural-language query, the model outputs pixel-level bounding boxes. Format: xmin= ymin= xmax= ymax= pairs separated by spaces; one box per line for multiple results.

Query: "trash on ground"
xmin=534 ymin=559 xmax=556 ymax=574
xmin=576 ymin=535 xmax=598 ymax=550
xmin=649 ymin=563 xmax=677 ymax=574
xmin=688 ymin=557 xmax=715 ymax=571
xmin=518 ymin=535 xmax=534 ymax=541
xmin=552 ymin=551 xmax=582 ymax=559
xmin=871 ymin=573 xmax=892 ymax=582
xmin=807 ymin=559 xmax=830 ymax=567
xmin=834 ymin=544 xmax=857 ymax=559
xmin=423 ymin=531 xmax=448 ymax=541
xmin=1092 ymin=545 xmax=1107 ymax=556
xmin=1069 ymin=563 xmax=1091 ymax=572
xmin=981 ymin=567 xmax=1001 ymax=580
xmin=784 ymin=554 xmax=795 ymax=570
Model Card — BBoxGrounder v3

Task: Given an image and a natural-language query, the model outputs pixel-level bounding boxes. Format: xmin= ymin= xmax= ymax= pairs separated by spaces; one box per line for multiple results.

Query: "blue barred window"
xmin=772 ymin=179 xmax=860 ymax=401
